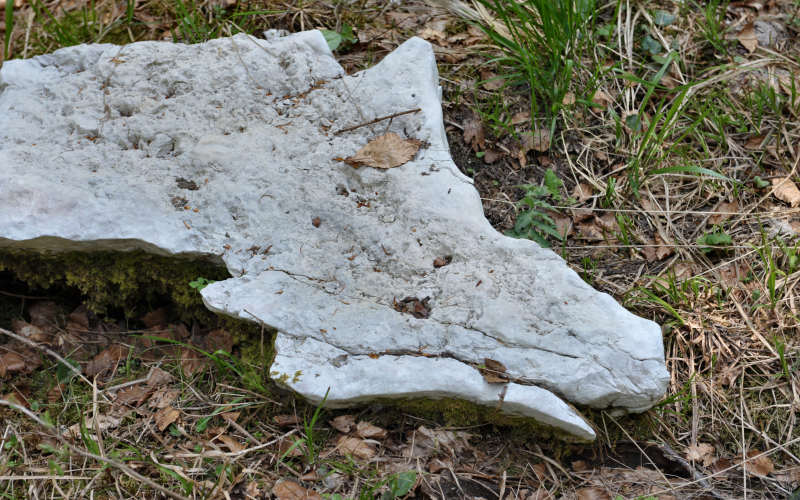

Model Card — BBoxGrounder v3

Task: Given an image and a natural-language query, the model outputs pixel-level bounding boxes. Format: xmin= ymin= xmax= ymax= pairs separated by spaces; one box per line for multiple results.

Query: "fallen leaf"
xmin=204 ymin=328 xmax=233 ymax=353
xmin=572 ymin=182 xmax=594 ymax=202
xmin=686 ymin=443 xmax=715 ymax=466
xmin=278 ymin=437 xmax=305 ymax=457
xmin=575 ymin=487 xmax=612 ymax=500
xmin=746 ymin=450 xmax=774 ymax=476
xmin=562 ymin=92 xmax=576 ymax=105
xmin=545 ymin=209 xmax=573 ymax=238
xmin=744 ymin=134 xmax=766 ymax=150
xmin=356 ymin=421 xmax=387 ymax=439
xmin=344 ymin=133 xmax=421 ymax=169
xmin=272 ymin=480 xmax=323 ymax=500
xmin=709 ymin=200 xmax=739 ymax=225
xmin=11 ymin=320 xmax=52 ymax=343
xmin=405 ymin=426 xmax=471 ymax=458
xmin=591 ymin=89 xmax=612 ymax=108
xmin=66 ymin=414 xmax=122 ymax=438
xmin=527 ymin=488 xmax=554 ymax=500
xmin=154 ymin=405 xmax=180 ymax=431
xmin=273 ymin=414 xmax=301 ymax=427
xmin=479 ymin=358 xmax=509 ymax=384
xmin=418 ymin=27 xmax=447 ymax=43
xmin=0 ymin=351 xmax=29 ymax=377
xmin=217 ymin=434 xmax=244 ymax=453
xmin=140 ymin=307 xmax=168 ymax=328
xmin=147 ymin=387 xmax=180 ymax=409
xmin=480 ymin=69 xmax=504 ymax=90
xmin=522 ymin=130 xmax=550 ymax=153
xmin=772 ymin=177 xmax=800 ymax=207
xmin=737 ymin=22 xmax=758 ymax=53
xmin=642 ymin=233 xmax=674 ymax=262
xmin=462 ymin=116 xmax=485 ymax=152
xmin=511 ymin=111 xmax=530 ymax=125
xmin=773 ymin=466 xmax=800 ymax=484
xmin=180 ymin=347 xmax=208 ymax=376
xmin=330 ymin=415 xmax=356 ymax=433
xmin=85 ymin=344 xmax=128 ymax=378
xmin=482 ymin=149 xmax=503 ymax=164
xmin=145 ymin=367 xmax=174 ymax=387
xmin=115 ymin=385 xmax=152 ymax=407
xmin=336 ymin=435 xmax=376 ymax=459
xmin=28 ymin=301 xmax=60 ymax=328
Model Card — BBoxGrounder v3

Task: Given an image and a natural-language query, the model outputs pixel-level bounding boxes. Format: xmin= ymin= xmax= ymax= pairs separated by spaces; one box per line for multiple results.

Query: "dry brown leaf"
xmin=277 ymin=437 xmax=305 ymax=457
xmin=527 ymin=488 xmax=554 ymax=500
xmin=744 ymin=134 xmax=766 ymax=150
xmin=406 ymin=426 xmax=471 ymax=458
xmin=545 ymin=209 xmax=573 ymax=238
xmin=217 ymin=434 xmax=244 ymax=453
xmin=572 ymin=182 xmax=593 ymax=202
xmin=772 ymin=177 xmax=800 ymax=207
xmin=272 ymin=479 xmax=323 ymax=500
xmin=140 ymin=307 xmax=168 ymax=328
xmin=642 ymin=234 xmax=674 ymax=262
xmin=576 ymin=221 xmax=605 ymax=241
xmin=709 ymin=200 xmax=739 ymax=225
xmin=522 ymin=130 xmax=550 ymax=153
xmin=28 ymin=301 xmax=60 ymax=327
xmin=418 ymin=27 xmax=447 ymax=43
xmin=511 ymin=111 xmax=530 ymax=125
xmin=66 ymin=414 xmax=122 ymax=438
xmin=115 ymin=385 xmax=152 ymax=407
xmin=356 ymin=421 xmax=387 ymax=439
xmin=85 ymin=344 xmax=128 ymax=378
xmin=330 ymin=415 xmax=356 ymax=433
xmin=483 ymin=149 xmax=504 ymax=164
xmin=11 ymin=319 xmax=52 ymax=343
xmin=0 ymin=351 xmax=28 ymax=378
xmin=737 ymin=22 xmax=758 ymax=52
xmin=273 ymin=414 xmax=301 ymax=427
xmin=428 ymin=457 xmax=452 ymax=473
xmin=562 ymin=92 xmax=576 ymax=105
xmin=344 ymin=133 xmax=421 ymax=169
xmin=180 ymin=347 xmax=208 ymax=376
xmin=336 ymin=435 xmax=376 ymax=459
xmin=204 ymin=328 xmax=233 ymax=353
xmin=480 ymin=69 xmax=504 ymax=90
xmin=591 ymin=89 xmax=612 ymax=108
xmin=746 ymin=450 xmax=774 ymax=476
xmin=576 ymin=487 xmax=612 ymax=500
xmin=686 ymin=443 xmax=715 ymax=466
xmin=154 ymin=405 xmax=180 ymax=431
xmin=147 ymin=387 xmax=179 ymax=409
xmin=462 ymin=116 xmax=485 ymax=152
xmin=479 ymin=358 xmax=509 ymax=384
xmin=773 ymin=466 xmax=800 ymax=484
xmin=145 ymin=367 xmax=174 ymax=388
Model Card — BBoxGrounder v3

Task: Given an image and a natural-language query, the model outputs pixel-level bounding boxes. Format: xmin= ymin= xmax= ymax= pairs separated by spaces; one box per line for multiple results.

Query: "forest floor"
xmin=1 ymin=0 xmax=799 ymax=498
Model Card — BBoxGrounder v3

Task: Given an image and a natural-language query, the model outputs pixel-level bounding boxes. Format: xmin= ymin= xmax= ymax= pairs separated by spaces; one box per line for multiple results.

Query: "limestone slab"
xmin=0 ymin=31 xmax=669 ymax=440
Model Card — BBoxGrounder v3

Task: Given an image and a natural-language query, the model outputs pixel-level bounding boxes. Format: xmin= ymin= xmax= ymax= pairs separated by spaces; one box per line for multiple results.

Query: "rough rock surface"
xmin=0 ymin=31 xmax=669 ymax=440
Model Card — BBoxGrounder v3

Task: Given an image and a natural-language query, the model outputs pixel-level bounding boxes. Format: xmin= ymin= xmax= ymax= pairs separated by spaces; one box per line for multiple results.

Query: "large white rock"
xmin=0 ymin=31 xmax=669 ymax=440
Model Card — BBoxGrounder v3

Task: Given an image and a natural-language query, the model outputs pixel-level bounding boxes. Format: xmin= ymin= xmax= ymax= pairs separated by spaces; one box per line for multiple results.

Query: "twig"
xmin=333 ymin=108 xmax=421 ymax=135
xmin=0 ymin=398 xmax=190 ymax=500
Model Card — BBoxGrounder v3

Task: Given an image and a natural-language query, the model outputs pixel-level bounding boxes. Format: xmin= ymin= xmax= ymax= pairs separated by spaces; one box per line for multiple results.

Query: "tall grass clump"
xmin=473 ymin=0 xmax=597 ymax=135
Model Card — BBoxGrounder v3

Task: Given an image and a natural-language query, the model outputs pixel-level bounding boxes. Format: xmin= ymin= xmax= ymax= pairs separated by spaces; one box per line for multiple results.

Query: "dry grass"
xmin=1 ymin=0 xmax=800 ymax=498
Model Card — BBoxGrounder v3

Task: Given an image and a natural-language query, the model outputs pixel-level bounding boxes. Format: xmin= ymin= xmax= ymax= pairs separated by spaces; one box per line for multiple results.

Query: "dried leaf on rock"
xmin=336 ymin=435 xmax=376 ymax=459
xmin=709 ymin=201 xmax=739 ymax=225
xmin=479 ymin=358 xmax=509 ymax=384
xmin=331 ymin=415 xmax=356 ymax=433
xmin=772 ymin=177 xmax=800 ymax=207
xmin=686 ymin=443 xmax=715 ymax=466
xmin=344 ymin=133 xmax=421 ymax=169
xmin=272 ymin=480 xmax=323 ymax=500
xmin=85 ymin=344 xmax=128 ymax=378
xmin=356 ymin=421 xmax=387 ymax=439
xmin=154 ymin=405 xmax=180 ymax=431
xmin=737 ymin=22 xmax=758 ymax=52
xmin=746 ymin=450 xmax=774 ymax=476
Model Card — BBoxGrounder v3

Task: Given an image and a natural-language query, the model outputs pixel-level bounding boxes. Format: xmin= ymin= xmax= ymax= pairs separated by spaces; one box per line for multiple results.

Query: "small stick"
xmin=333 ymin=108 xmax=421 ymax=135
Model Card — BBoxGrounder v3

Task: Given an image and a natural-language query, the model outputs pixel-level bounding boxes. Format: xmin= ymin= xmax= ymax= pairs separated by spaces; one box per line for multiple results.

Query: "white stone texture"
xmin=0 ymin=31 xmax=669 ymax=440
